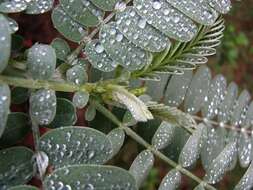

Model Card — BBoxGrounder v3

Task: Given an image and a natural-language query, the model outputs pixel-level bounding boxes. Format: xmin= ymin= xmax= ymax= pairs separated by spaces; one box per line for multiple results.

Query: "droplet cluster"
xmin=60 ymin=0 xmax=104 ymax=27
xmin=152 ymin=121 xmax=175 ymax=150
xmin=0 ymin=147 xmax=33 ymax=189
xmin=0 ymin=0 xmax=27 ymax=13
xmin=129 ymin=150 xmax=154 ymax=187
xmin=0 ymin=0 xmax=53 ymax=14
xmin=166 ymin=0 xmax=218 ymax=25
xmin=27 ymin=44 xmax=56 ymax=80
xmin=179 ymin=124 xmax=204 ymax=167
xmin=39 ymin=127 xmax=113 ymax=168
xmin=25 ymin=0 xmax=54 ymax=14
xmin=134 ymin=0 xmax=198 ymax=42
xmin=66 ymin=65 xmax=88 ymax=85
xmin=82 ymin=0 xmax=226 ymax=72
xmin=164 ymin=64 xmax=253 ymax=172
xmin=115 ymin=7 xmax=170 ymax=52
xmin=158 ymin=169 xmax=181 ymax=190
xmin=52 ymin=5 xmax=88 ymax=43
xmin=205 ymin=141 xmax=237 ymax=184
xmin=30 ymin=89 xmax=57 ymax=125
xmin=44 ymin=165 xmax=137 ymax=190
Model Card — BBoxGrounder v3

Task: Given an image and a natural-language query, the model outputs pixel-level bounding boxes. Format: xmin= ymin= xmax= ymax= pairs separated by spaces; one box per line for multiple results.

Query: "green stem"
xmin=92 ymin=100 xmax=216 ymax=190
xmin=0 ymin=75 xmax=96 ymax=93
xmin=31 ymin=118 xmax=40 ymax=152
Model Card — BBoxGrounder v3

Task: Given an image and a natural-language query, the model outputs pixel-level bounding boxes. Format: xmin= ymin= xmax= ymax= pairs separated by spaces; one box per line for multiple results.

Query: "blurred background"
xmin=8 ymin=0 xmax=253 ymax=189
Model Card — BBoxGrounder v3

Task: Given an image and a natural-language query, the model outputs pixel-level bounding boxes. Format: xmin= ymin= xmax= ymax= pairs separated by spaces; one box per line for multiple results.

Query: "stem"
xmin=92 ymin=100 xmax=216 ymax=190
xmin=31 ymin=118 xmax=40 ymax=152
xmin=0 ymin=75 xmax=95 ymax=93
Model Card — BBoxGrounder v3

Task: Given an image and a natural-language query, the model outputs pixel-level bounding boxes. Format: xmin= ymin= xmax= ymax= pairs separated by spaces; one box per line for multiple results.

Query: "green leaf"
xmin=51 ymin=38 xmax=71 ymax=61
xmin=8 ymin=185 xmax=38 ymax=190
xmin=90 ymin=0 xmax=120 ymax=11
xmin=164 ymin=70 xmax=193 ymax=107
xmin=0 ymin=147 xmax=33 ymax=189
xmin=133 ymin=0 xmax=198 ymax=42
xmin=0 ymin=84 xmax=11 ymax=138
xmin=100 ymin=22 xmax=152 ymax=71
xmin=85 ymin=104 xmax=96 ymax=121
xmin=205 ymin=141 xmax=237 ymax=184
xmin=166 ymin=0 xmax=218 ymax=25
xmin=25 ymin=0 xmax=54 ymax=14
xmin=11 ymin=87 xmax=29 ymax=104
xmin=85 ymin=40 xmax=117 ymax=72
xmin=51 ymin=5 xmax=88 ymax=42
xmin=11 ymin=34 xmax=24 ymax=52
xmin=60 ymin=0 xmax=104 ymax=27
xmin=0 ymin=112 xmax=30 ymax=147
xmin=0 ymin=0 xmax=27 ymax=13
xmin=230 ymin=89 xmax=250 ymax=126
xmin=66 ymin=65 xmax=88 ymax=85
xmin=48 ymin=98 xmax=77 ymax=129
xmin=43 ymin=165 xmax=138 ymax=190
xmin=217 ymin=82 xmax=238 ymax=123
xmin=238 ymin=133 xmax=252 ymax=168
xmin=201 ymin=123 xmax=226 ymax=171
xmin=39 ymin=127 xmax=113 ymax=168
xmin=164 ymin=126 xmax=190 ymax=161
xmin=179 ymin=123 xmax=204 ymax=168
xmin=129 ymin=150 xmax=154 ymax=187
xmin=184 ymin=65 xmax=211 ymax=114
xmin=0 ymin=14 xmax=11 ymax=73
xmin=158 ymin=169 xmax=181 ymax=190
xmin=115 ymin=6 xmax=171 ymax=52
xmin=234 ymin=161 xmax=253 ymax=190
xmin=151 ymin=121 xmax=175 ymax=150
xmin=107 ymin=128 xmax=125 ymax=157
xmin=27 ymin=44 xmax=56 ymax=80
xmin=30 ymin=89 xmax=57 ymax=125
xmin=72 ymin=91 xmax=89 ymax=109
xmin=201 ymin=74 xmax=227 ymax=119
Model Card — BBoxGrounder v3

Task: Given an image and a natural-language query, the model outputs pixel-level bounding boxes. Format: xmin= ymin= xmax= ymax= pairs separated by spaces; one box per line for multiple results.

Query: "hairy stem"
xmin=91 ymin=100 xmax=216 ymax=190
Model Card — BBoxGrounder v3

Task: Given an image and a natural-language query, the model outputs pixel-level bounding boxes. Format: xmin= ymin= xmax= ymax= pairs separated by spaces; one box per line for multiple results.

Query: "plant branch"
xmin=91 ymin=100 xmax=216 ymax=190
xmin=66 ymin=0 xmax=132 ymax=65
xmin=0 ymin=75 xmax=95 ymax=93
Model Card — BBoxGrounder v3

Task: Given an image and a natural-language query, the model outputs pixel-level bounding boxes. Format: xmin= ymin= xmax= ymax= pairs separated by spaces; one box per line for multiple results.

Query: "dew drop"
xmin=152 ymin=0 xmax=162 ymax=10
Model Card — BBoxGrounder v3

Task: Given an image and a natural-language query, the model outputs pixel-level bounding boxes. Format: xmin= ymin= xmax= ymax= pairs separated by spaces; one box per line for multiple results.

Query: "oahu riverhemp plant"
xmin=1 ymin=0 xmax=253 ymax=190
